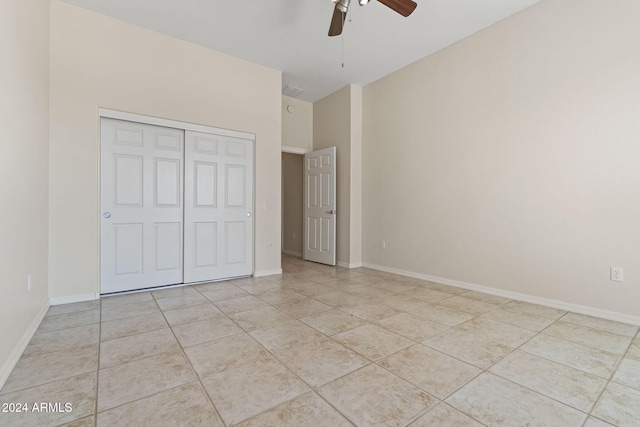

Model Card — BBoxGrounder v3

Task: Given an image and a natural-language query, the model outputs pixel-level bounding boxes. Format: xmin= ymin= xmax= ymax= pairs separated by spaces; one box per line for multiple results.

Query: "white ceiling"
xmin=60 ymin=0 xmax=541 ymax=102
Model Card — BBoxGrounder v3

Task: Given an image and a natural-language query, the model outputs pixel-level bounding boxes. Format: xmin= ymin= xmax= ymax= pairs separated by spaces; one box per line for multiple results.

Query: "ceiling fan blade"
xmin=328 ymin=6 xmax=347 ymax=36
xmin=377 ymin=0 xmax=417 ymax=17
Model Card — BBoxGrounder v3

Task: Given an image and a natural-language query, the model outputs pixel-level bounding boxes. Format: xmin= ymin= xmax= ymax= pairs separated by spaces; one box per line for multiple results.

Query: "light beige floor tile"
xmin=46 ymin=300 xmax=100 ymax=317
xmin=229 ymin=306 xmax=292 ymax=331
xmin=543 ymin=320 xmax=632 ymax=354
xmin=214 ymin=295 xmax=270 ymax=314
xmin=154 ymin=292 xmax=209 ymax=311
xmin=96 ymin=382 xmax=223 ymax=427
xmin=162 ymin=302 xmax=225 ymax=327
xmin=626 ymin=337 xmax=640 ymax=360
xmin=446 ymin=373 xmax=586 ymax=426
xmin=344 ymin=285 xmax=395 ymax=300
xmin=340 ymin=303 xmax=401 ymax=322
xmin=275 ymin=298 xmax=333 ymax=318
xmin=37 ymin=309 xmax=99 ymax=333
xmin=490 ymin=350 xmax=606 ymax=412
xmin=151 ymin=286 xmax=199 ymax=299
xmin=284 ymin=282 xmax=336 ymax=298
xmin=100 ymin=299 xmax=159 ymax=322
xmin=378 ymin=294 xmax=426 ymax=311
xmin=333 ymin=324 xmax=413 ymax=361
xmin=193 ymin=280 xmax=236 ymax=292
xmin=236 ymin=391 xmax=352 ymax=427
xmin=592 ymin=382 xmax=640 ymax=426
xmin=312 ymin=291 xmax=369 ymax=309
xmin=583 ymin=417 xmax=615 ymax=427
xmin=402 ymin=287 xmax=453 ymax=303
xmin=438 ymin=296 xmax=499 ymax=315
xmin=299 ymin=309 xmax=368 ymax=336
xmin=422 ymin=282 xmax=468 ymax=295
xmin=23 ymin=324 xmax=99 ymax=357
xmin=423 ymin=329 xmax=512 ymax=369
xmin=172 ymin=316 xmax=243 ymax=347
xmin=100 ymin=312 xmax=168 ymax=342
xmin=249 ymin=320 xmax=326 ymax=351
xmin=406 ymin=302 xmax=474 ymax=327
xmin=1 ymin=345 xmax=98 ymax=395
xmin=0 ymin=372 xmax=96 ymax=427
xmin=460 ymin=291 xmax=511 ymax=305
xmin=97 ymin=351 xmax=197 ymax=412
xmin=560 ymin=312 xmax=639 ymax=337
xmin=318 ymin=364 xmax=436 ymax=427
xmin=99 ymin=328 xmax=181 ymax=368
xmin=237 ymin=280 xmax=283 ymax=295
xmin=374 ymin=281 xmax=417 ymax=293
xmin=376 ymin=312 xmax=447 ymax=342
xmin=199 ymin=286 xmax=249 ymax=302
xmin=59 ymin=416 xmax=96 ymax=427
xmin=409 ymin=403 xmax=484 ymax=427
xmin=504 ymin=300 xmax=566 ymax=319
xmin=184 ymin=333 xmax=272 ymax=379
xmin=378 ymin=344 xmax=481 ymax=399
xmin=481 ymin=305 xmax=556 ymax=331
xmin=274 ymin=337 xmax=368 ymax=387
xmin=101 ymin=292 xmax=153 ymax=307
xmin=613 ymin=357 xmax=640 ymax=391
xmin=257 ymin=289 xmax=306 ymax=305
xmin=455 ymin=317 xmax=536 ymax=347
xmin=521 ymin=334 xmax=621 ymax=378
xmin=201 ymin=357 xmax=309 ymax=426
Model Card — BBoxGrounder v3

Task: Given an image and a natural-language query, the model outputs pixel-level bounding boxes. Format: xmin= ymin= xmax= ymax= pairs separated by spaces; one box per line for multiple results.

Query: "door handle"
xmin=103 ymin=212 xmax=111 ymax=219
xmin=326 ymin=210 xmax=336 ymax=215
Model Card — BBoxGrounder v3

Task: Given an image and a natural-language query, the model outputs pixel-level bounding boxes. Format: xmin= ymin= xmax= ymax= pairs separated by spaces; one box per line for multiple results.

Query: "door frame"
xmin=98 ymin=108 xmax=256 ymax=292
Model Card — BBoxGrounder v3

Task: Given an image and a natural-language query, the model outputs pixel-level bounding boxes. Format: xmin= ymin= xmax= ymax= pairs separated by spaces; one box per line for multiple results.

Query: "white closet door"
xmin=100 ymin=118 xmax=184 ymax=293
xmin=183 ymin=130 xmax=254 ymax=283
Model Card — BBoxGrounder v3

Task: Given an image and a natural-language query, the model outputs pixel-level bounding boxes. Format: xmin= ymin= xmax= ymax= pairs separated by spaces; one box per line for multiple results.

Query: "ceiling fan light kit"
xmin=328 ymin=0 xmax=417 ymax=36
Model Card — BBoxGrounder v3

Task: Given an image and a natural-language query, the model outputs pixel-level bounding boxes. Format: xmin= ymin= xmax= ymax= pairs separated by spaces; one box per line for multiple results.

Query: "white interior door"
xmin=304 ymin=147 xmax=336 ymax=266
xmin=183 ymin=131 xmax=254 ymax=282
xmin=100 ymin=118 xmax=184 ymax=293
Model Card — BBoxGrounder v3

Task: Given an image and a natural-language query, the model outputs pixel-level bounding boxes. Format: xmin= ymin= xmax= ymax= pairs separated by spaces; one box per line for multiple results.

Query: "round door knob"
xmin=103 ymin=212 xmax=111 ymax=218
xmin=246 ymin=212 xmax=252 ymax=217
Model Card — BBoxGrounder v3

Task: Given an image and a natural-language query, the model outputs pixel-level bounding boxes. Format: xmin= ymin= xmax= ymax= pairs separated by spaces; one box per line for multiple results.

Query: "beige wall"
xmin=282 ymin=96 xmax=313 ymax=151
xmin=0 ymin=0 xmax=51 ymax=385
xmin=282 ymin=153 xmax=303 ymax=256
xmin=363 ymin=0 xmax=640 ymax=319
xmin=313 ymin=85 xmax=363 ymax=267
xmin=49 ymin=1 xmax=283 ymax=300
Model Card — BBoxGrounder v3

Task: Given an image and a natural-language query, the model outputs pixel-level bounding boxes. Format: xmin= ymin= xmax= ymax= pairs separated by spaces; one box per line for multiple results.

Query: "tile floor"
xmin=1 ymin=256 xmax=640 ymax=426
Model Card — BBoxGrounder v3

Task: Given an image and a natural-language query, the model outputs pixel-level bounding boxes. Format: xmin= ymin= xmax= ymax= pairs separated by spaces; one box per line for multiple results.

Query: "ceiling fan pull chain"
xmin=342 ymin=37 xmax=345 ymax=68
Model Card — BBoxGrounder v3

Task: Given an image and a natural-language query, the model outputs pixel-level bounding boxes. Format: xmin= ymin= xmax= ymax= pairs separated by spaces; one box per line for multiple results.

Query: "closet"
xmin=99 ymin=115 xmax=254 ymax=294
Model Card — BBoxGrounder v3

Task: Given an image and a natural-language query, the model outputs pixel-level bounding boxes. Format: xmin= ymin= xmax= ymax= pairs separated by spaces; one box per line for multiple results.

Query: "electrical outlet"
xmin=292 ymin=233 xmax=296 ymax=240
xmin=611 ymin=267 xmax=623 ymax=282
xmin=27 ymin=274 xmax=31 ymax=291
xmin=268 ymin=243 xmax=274 ymax=252
xmin=380 ymin=240 xmax=386 ymax=250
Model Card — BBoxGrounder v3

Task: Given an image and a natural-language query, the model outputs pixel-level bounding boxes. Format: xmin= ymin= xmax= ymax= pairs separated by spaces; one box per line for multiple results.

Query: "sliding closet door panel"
xmin=101 ymin=118 xmax=184 ymax=294
xmin=184 ymin=131 xmax=253 ymax=283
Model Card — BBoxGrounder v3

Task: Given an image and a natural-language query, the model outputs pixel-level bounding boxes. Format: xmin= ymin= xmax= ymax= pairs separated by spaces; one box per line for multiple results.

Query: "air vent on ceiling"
xmin=282 ymin=85 xmax=305 ymax=98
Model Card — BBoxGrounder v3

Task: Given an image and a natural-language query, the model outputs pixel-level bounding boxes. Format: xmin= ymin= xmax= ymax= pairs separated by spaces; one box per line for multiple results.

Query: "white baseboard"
xmin=362 ymin=262 xmax=640 ymax=326
xmin=50 ymin=293 xmax=99 ymax=306
xmin=0 ymin=300 xmax=50 ymax=390
xmin=254 ymin=269 xmax=283 ymax=277
xmin=337 ymin=261 xmax=363 ymax=269
xmin=281 ymin=250 xmax=302 ymax=258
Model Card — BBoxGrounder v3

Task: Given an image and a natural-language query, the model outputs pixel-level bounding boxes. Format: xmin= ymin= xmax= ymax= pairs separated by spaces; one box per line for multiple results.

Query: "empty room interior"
xmin=2 ymin=0 xmax=640 ymax=425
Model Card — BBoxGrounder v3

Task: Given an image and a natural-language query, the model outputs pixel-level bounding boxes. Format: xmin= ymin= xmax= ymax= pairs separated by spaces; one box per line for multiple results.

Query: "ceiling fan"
xmin=328 ymin=0 xmax=417 ymax=36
